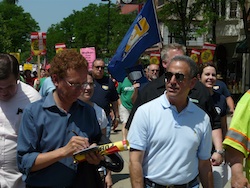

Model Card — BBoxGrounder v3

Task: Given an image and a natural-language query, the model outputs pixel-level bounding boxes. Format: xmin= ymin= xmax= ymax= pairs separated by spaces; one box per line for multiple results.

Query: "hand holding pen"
xmin=60 ymin=130 xmax=90 ymax=157
xmin=72 ymin=130 xmax=104 ymax=165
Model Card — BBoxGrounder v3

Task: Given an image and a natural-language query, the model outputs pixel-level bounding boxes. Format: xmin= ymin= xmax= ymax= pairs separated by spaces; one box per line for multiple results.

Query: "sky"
xmin=18 ymin=0 xmax=116 ymax=32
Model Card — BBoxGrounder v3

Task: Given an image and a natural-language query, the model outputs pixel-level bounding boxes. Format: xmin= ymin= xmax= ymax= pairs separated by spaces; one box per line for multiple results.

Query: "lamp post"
xmin=101 ymin=0 xmax=111 ymax=53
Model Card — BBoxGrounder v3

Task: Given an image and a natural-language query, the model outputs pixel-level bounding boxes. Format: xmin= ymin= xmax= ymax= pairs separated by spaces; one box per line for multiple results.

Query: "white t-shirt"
xmin=93 ymin=103 xmax=108 ymax=130
xmin=0 ymin=81 xmax=41 ymax=188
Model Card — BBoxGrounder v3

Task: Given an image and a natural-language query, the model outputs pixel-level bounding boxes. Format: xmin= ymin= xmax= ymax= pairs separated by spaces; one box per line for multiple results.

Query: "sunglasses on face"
xmin=165 ymin=72 xmax=185 ymax=82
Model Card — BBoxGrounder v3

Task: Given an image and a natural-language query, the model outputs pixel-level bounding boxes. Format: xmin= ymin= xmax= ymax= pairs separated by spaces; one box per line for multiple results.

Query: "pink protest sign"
xmin=80 ymin=47 xmax=96 ymax=71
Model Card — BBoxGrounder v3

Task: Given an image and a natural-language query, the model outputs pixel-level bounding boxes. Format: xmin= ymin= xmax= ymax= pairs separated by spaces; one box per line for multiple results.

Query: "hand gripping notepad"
xmin=73 ymin=140 xmax=129 ymax=163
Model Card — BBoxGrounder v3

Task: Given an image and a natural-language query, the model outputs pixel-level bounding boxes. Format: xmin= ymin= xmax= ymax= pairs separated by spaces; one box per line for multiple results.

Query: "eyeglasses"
xmin=64 ymin=80 xmax=95 ymax=89
xmin=94 ymin=66 xmax=105 ymax=70
xmin=165 ymin=72 xmax=185 ymax=82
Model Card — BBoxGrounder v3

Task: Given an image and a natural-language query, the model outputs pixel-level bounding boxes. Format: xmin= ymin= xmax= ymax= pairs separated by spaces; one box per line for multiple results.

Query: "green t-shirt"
xmin=117 ymin=77 xmax=134 ymax=110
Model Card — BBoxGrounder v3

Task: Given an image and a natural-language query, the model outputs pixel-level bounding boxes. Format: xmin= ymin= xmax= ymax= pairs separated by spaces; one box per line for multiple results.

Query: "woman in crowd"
xmin=199 ymin=62 xmax=230 ymax=188
xmin=78 ymin=72 xmax=112 ymax=188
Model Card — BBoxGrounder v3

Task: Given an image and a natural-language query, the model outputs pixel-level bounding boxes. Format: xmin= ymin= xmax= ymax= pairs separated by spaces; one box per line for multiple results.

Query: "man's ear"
xmin=162 ymin=60 xmax=168 ymax=69
xmin=190 ymin=77 xmax=197 ymax=90
xmin=51 ymin=74 xmax=58 ymax=86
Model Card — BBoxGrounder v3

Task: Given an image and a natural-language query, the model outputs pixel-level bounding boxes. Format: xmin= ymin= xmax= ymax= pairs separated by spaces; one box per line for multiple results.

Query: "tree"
xmin=0 ymin=15 xmax=12 ymax=52
xmin=46 ymin=3 xmax=136 ymax=60
xmin=0 ymin=2 xmax=39 ymax=62
xmin=158 ymin=0 xmax=206 ymax=46
xmin=3 ymin=0 xmax=18 ymax=4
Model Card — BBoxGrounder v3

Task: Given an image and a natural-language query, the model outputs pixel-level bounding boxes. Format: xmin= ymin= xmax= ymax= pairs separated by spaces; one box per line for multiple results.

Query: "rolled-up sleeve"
xmin=17 ymin=107 xmax=40 ymax=177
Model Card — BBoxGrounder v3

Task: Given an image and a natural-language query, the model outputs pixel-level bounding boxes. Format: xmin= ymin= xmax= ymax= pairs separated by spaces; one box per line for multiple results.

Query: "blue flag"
xmin=108 ymin=0 xmax=162 ymax=82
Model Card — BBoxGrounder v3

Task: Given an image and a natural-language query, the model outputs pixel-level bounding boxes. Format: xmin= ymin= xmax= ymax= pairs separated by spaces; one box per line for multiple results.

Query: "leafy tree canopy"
xmin=0 ymin=1 xmax=39 ymax=61
xmin=46 ymin=3 xmax=136 ymax=60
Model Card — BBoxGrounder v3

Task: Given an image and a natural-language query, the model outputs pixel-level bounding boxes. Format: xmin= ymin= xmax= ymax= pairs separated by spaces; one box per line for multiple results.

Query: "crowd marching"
xmin=1 ymin=43 xmax=250 ymax=188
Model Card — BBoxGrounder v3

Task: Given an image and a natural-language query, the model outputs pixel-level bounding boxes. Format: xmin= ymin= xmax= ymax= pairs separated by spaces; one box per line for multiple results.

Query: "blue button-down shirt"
xmin=17 ymin=91 xmax=101 ymax=187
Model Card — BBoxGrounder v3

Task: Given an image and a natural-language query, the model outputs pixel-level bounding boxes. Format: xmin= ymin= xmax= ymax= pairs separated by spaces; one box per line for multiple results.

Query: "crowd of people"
xmin=1 ymin=42 xmax=250 ymax=188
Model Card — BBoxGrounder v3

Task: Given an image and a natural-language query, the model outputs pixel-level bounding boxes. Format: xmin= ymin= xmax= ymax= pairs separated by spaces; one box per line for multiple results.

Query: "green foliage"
xmin=158 ymin=0 xmax=222 ymax=45
xmin=0 ymin=2 xmax=39 ymax=62
xmin=46 ymin=3 xmax=136 ymax=60
xmin=2 ymin=0 xmax=18 ymax=4
xmin=0 ymin=15 xmax=12 ymax=52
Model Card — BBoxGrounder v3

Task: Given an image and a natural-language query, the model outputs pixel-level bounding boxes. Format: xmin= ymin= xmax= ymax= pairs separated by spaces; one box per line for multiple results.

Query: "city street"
xmin=109 ymin=115 xmax=233 ymax=188
xmin=109 ymin=128 xmax=130 ymax=188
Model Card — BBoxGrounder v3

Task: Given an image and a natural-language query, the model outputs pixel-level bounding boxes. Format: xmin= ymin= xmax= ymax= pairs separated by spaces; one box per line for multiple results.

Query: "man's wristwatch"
xmin=214 ymin=149 xmax=225 ymax=156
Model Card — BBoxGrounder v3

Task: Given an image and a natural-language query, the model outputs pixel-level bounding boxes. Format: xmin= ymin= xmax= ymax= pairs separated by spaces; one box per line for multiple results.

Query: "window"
xmin=229 ymin=1 xmax=238 ymax=18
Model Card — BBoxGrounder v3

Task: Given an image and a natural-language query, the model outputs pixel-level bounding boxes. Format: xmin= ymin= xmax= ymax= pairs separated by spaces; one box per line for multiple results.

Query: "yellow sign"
xmin=55 ymin=43 xmax=66 ymax=53
xmin=31 ymin=32 xmax=46 ymax=56
xmin=23 ymin=63 xmax=33 ymax=71
xmin=150 ymin=56 xmax=159 ymax=64
xmin=9 ymin=53 xmax=20 ymax=64
xmin=201 ymin=49 xmax=213 ymax=63
xmin=190 ymin=54 xmax=199 ymax=63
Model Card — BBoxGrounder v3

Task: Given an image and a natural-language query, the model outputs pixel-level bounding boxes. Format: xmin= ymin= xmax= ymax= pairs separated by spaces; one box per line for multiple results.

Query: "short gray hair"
xmin=161 ymin=43 xmax=186 ymax=61
xmin=168 ymin=55 xmax=198 ymax=78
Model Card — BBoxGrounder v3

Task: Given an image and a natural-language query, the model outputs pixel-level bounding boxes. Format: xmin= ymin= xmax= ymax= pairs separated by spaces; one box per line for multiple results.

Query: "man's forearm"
xmin=111 ymin=101 xmax=119 ymax=118
xmin=129 ymin=161 xmax=144 ymax=188
xmin=226 ymin=97 xmax=235 ymax=114
xmin=199 ymin=160 xmax=214 ymax=188
xmin=212 ymin=128 xmax=223 ymax=150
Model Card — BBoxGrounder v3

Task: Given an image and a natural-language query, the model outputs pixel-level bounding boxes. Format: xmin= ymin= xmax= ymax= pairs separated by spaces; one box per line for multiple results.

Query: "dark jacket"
xmin=125 ymin=74 xmax=221 ymax=130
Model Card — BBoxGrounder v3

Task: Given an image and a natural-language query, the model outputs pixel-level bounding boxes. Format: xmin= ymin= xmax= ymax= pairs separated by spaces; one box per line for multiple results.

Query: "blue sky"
xmin=17 ymin=0 xmax=116 ymax=32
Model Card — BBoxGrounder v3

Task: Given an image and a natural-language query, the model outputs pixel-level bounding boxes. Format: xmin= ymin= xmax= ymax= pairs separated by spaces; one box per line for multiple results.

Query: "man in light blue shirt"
xmin=39 ymin=76 xmax=55 ymax=97
xmin=128 ymin=55 xmax=213 ymax=188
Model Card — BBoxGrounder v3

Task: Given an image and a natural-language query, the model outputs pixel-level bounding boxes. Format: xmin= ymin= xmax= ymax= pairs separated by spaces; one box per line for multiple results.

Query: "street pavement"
xmin=109 ymin=128 xmax=130 ymax=188
xmin=109 ymin=115 xmax=233 ymax=188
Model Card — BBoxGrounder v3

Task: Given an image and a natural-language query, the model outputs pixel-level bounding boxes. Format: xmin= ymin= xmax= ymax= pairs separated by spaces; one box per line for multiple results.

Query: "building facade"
xmin=117 ymin=0 xmax=250 ymax=101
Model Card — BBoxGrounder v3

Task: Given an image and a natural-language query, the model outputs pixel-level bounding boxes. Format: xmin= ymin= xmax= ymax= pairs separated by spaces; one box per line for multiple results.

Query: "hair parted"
xmin=0 ymin=53 xmax=19 ymax=80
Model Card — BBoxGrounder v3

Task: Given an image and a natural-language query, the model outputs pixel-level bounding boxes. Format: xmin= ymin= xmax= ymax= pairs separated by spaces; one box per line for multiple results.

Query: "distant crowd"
xmin=1 ymin=43 xmax=250 ymax=188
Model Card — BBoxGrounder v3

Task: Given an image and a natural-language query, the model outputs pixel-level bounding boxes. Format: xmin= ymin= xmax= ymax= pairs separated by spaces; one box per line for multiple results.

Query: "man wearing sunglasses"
xmin=125 ymin=43 xmax=220 ymax=139
xmin=128 ymin=55 xmax=213 ymax=188
xmin=91 ymin=58 xmax=120 ymax=138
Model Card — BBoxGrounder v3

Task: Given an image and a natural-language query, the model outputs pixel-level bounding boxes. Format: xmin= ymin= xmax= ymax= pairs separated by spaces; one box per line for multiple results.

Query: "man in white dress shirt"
xmin=0 ymin=53 xmax=41 ymax=188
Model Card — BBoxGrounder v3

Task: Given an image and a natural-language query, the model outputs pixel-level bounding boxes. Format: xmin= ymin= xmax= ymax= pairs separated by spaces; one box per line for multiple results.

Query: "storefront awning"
xmin=236 ymin=39 xmax=249 ymax=53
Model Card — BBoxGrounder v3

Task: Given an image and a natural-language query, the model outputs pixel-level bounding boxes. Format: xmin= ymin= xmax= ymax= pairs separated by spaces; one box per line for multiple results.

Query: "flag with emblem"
xmin=108 ymin=0 xmax=162 ymax=82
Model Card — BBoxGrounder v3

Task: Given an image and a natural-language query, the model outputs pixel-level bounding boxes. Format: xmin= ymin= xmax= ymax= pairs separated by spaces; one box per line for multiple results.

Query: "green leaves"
xmin=46 ymin=3 xmax=135 ymax=59
xmin=0 ymin=2 xmax=39 ymax=58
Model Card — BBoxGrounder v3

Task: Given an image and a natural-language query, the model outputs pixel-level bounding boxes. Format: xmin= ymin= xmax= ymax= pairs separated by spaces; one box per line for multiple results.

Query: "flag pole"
xmin=151 ymin=0 xmax=163 ymax=49
xmin=37 ymin=54 xmax=41 ymax=79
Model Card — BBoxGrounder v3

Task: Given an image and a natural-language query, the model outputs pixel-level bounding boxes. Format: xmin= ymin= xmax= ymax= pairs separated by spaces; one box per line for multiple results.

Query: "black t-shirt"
xmin=125 ymin=74 xmax=221 ymax=130
xmin=91 ymin=76 xmax=119 ymax=115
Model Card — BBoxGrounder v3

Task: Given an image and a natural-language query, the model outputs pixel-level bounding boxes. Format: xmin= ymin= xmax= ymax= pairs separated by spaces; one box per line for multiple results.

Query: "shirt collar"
xmin=160 ymin=91 xmax=195 ymax=113
xmin=42 ymin=91 xmax=86 ymax=110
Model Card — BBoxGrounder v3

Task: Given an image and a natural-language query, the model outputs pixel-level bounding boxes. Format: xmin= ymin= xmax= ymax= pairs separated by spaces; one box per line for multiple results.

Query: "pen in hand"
xmin=72 ymin=130 xmax=78 ymax=136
